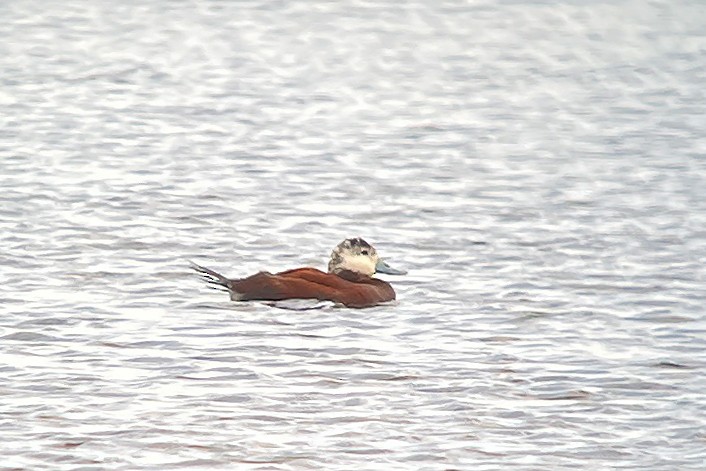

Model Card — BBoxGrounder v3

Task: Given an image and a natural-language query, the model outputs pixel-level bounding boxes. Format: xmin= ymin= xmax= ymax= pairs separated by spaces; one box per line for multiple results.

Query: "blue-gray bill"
xmin=375 ymin=259 xmax=407 ymax=275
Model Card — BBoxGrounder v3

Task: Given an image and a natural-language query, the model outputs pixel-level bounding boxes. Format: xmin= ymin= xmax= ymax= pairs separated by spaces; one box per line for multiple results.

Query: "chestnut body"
xmin=192 ymin=238 xmax=405 ymax=309
xmin=229 ymin=268 xmax=396 ymax=308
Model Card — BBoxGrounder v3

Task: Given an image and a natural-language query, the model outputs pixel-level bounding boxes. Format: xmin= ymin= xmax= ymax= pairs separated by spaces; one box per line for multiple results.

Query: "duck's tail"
xmin=189 ymin=261 xmax=231 ymax=292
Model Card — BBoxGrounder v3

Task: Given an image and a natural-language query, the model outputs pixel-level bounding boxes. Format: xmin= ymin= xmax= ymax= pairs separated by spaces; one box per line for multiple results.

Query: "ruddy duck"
xmin=191 ymin=238 xmax=406 ymax=308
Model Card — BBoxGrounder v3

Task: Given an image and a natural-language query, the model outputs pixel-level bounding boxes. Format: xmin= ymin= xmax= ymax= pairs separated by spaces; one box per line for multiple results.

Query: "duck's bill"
xmin=375 ymin=259 xmax=407 ymax=275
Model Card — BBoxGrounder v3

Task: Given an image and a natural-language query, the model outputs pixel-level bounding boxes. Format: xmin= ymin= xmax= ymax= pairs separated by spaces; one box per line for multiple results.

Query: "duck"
xmin=191 ymin=237 xmax=406 ymax=308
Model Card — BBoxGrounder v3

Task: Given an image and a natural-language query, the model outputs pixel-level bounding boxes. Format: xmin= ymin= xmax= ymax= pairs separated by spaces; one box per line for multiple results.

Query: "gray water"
xmin=1 ymin=1 xmax=705 ymax=469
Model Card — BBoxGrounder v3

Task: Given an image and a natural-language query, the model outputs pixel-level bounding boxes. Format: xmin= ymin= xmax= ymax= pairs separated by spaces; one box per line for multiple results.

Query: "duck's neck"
xmin=332 ymin=269 xmax=371 ymax=282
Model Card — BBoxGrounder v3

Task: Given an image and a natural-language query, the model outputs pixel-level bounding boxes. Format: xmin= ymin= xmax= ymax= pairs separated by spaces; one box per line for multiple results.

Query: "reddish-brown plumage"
xmin=228 ymin=268 xmax=396 ymax=308
xmin=192 ymin=237 xmax=405 ymax=308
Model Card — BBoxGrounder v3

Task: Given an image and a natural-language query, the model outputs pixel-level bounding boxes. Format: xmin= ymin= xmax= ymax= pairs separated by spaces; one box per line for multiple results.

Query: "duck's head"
xmin=328 ymin=238 xmax=407 ymax=277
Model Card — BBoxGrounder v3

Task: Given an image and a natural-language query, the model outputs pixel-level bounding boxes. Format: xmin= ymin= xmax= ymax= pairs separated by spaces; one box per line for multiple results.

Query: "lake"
xmin=1 ymin=0 xmax=705 ymax=469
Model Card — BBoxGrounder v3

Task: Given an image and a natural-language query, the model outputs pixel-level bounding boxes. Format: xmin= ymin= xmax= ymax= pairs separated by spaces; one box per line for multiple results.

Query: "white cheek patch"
xmin=343 ymin=255 xmax=376 ymax=276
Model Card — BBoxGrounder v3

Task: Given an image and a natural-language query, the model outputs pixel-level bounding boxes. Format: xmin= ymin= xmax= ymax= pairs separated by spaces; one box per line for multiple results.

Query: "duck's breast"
xmin=278 ymin=268 xmax=396 ymax=307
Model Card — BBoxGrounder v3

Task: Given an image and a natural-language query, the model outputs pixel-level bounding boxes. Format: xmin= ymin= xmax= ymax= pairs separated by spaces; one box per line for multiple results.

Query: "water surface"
xmin=1 ymin=1 xmax=705 ymax=469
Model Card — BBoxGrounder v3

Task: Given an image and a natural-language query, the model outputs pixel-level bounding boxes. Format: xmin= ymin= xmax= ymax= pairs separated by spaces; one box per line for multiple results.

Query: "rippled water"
xmin=2 ymin=1 xmax=706 ymax=469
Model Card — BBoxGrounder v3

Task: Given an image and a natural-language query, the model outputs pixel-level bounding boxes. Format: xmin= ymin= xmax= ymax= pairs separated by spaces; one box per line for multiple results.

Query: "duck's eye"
xmin=361 ymin=250 xmax=369 ymax=255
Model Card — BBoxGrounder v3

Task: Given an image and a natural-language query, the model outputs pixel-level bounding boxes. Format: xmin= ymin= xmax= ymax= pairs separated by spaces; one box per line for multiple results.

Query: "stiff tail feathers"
xmin=189 ymin=261 xmax=231 ymax=292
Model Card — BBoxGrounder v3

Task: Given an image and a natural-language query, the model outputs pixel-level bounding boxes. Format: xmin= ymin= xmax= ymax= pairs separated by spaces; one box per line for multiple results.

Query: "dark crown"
xmin=346 ymin=237 xmax=372 ymax=249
